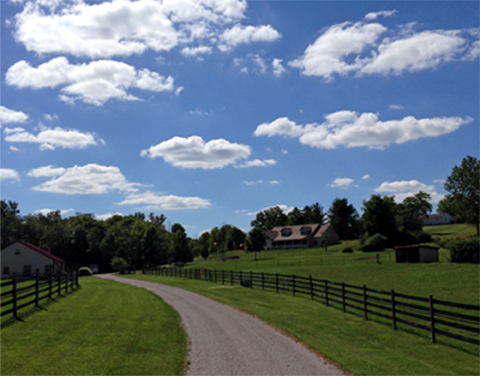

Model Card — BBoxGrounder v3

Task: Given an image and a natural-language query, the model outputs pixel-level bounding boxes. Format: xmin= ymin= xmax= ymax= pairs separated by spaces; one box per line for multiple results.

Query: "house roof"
xmin=3 ymin=241 xmax=66 ymax=263
xmin=419 ymin=213 xmax=453 ymax=219
xmin=266 ymin=224 xmax=322 ymax=242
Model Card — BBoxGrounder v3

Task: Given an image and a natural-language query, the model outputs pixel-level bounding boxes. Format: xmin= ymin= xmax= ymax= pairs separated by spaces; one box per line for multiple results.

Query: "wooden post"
xmin=250 ymin=271 xmax=253 ymax=287
xmin=391 ymin=290 xmax=397 ymax=330
xmin=292 ymin=275 xmax=296 ymax=296
xmin=230 ymin=270 xmax=233 ymax=285
xmin=12 ymin=273 xmax=18 ymax=319
xmin=363 ymin=285 xmax=368 ymax=320
xmin=325 ymin=280 xmax=329 ymax=306
xmin=341 ymin=282 xmax=346 ymax=312
xmin=429 ymin=295 xmax=436 ymax=343
xmin=275 ymin=273 xmax=279 ymax=294
xmin=57 ymin=271 xmax=61 ymax=296
xmin=48 ymin=273 xmax=53 ymax=300
xmin=309 ymin=275 xmax=314 ymax=300
xmin=262 ymin=272 xmax=265 ymax=291
xmin=35 ymin=268 xmax=40 ymax=308
xmin=222 ymin=270 xmax=225 ymax=285
xmin=240 ymin=270 xmax=243 ymax=285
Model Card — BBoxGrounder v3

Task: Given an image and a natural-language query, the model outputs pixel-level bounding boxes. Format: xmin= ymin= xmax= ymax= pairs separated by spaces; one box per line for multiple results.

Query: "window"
xmin=300 ymin=226 xmax=312 ymax=236
xmin=23 ymin=265 xmax=32 ymax=277
xmin=3 ymin=267 xmax=10 ymax=275
xmin=281 ymin=228 xmax=292 ymax=237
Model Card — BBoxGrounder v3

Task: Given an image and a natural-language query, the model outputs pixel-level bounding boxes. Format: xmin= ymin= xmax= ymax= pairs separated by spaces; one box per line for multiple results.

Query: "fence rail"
xmin=145 ymin=267 xmax=479 ymax=346
xmin=1 ymin=268 xmax=79 ymax=320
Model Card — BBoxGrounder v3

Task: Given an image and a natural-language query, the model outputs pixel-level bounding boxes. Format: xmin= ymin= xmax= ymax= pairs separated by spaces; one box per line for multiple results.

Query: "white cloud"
xmin=272 ymin=58 xmax=286 ymax=77
xmin=117 ymin=191 xmax=211 ymax=210
xmin=374 ymin=180 xmax=444 ymax=203
xmin=94 ymin=212 xmax=123 ymax=221
xmin=0 ymin=106 xmax=28 ymax=125
xmin=234 ymin=54 xmax=268 ymax=74
xmin=141 ymin=135 xmax=251 ymax=169
xmin=330 ymin=177 xmax=355 ymax=188
xmin=27 ymin=165 xmax=66 ymax=177
xmin=362 ymin=174 xmax=371 ymax=180
xmin=36 ymin=208 xmax=74 ymax=216
xmin=181 ymin=46 xmax=212 ymax=57
xmin=255 ymin=111 xmax=473 ymax=150
xmin=269 ymin=180 xmax=279 ymax=185
xmin=5 ymin=125 xmax=98 ymax=150
xmin=0 ymin=168 xmax=20 ymax=181
xmin=32 ymin=163 xmax=141 ymax=194
xmin=389 ymin=104 xmax=404 ymax=110
xmin=289 ymin=14 xmax=475 ymax=80
xmin=6 ymin=57 xmax=175 ymax=105
xmin=219 ymin=24 xmax=281 ymax=51
xmin=237 ymin=159 xmax=277 ymax=168
xmin=10 ymin=146 xmax=21 ymax=152
xmin=12 ymin=0 xmax=250 ymax=59
xmin=244 ymin=180 xmax=263 ymax=186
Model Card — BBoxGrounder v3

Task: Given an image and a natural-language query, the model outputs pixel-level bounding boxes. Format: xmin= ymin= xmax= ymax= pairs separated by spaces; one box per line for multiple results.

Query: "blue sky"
xmin=1 ymin=0 xmax=478 ymax=237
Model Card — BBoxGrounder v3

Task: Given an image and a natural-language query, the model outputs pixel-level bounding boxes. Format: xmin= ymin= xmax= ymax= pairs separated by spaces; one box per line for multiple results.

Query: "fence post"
xmin=429 ymin=295 xmax=436 ymax=343
xmin=65 ymin=270 xmax=68 ymax=294
xmin=35 ymin=268 xmax=40 ymax=308
xmin=325 ymin=280 xmax=329 ymax=306
xmin=275 ymin=273 xmax=279 ymax=294
xmin=230 ymin=270 xmax=233 ymax=285
xmin=239 ymin=270 xmax=243 ymax=284
xmin=222 ymin=270 xmax=224 ymax=285
xmin=262 ymin=272 xmax=265 ymax=291
xmin=391 ymin=290 xmax=397 ymax=330
xmin=49 ymin=273 xmax=53 ymax=300
xmin=363 ymin=285 xmax=368 ymax=320
xmin=292 ymin=275 xmax=296 ymax=296
xmin=12 ymin=272 xmax=18 ymax=319
xmin=309 ymin=275 xmax=314 ymax=300
xmin=57 ymin=271 xmax=61 ymax=296
xmin=250 ymin=271 xmax=253 ymax=287
xmin=342 ymin=282 xmax=346 ymax=312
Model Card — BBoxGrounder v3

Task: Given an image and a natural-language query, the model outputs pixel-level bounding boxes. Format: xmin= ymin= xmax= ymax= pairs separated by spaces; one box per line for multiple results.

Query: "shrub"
xmin=78 ymin=267 xmax=93 ymax=276
xmin=362 ymin=233 xmax=388 ymax=252
xmin=342 ymin=247 xmax=353 ymax=253
xmin=449 ymin=238 xmax=479 ymax=264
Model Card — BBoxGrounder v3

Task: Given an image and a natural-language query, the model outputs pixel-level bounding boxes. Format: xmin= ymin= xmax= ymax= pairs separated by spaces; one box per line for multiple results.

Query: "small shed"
xmin=394 ymin=244 xmax=439 ymax=263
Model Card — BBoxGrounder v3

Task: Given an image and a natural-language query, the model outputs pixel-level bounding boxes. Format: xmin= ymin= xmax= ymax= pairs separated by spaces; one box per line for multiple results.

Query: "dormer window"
xmin=281 ymin=228 xmax=292 ymax=237
xmin=300 ymin=226 xmax=312 ymax=236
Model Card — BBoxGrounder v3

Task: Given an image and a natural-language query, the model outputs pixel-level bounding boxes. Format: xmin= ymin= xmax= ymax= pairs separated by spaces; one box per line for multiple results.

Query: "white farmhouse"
xmin=1 ymin=241 xmax=66 ymax=279
xmin=420 ymin=213 xmax=457 ymax=226
xmin=264 ymin=223 xmax=339 ymax=250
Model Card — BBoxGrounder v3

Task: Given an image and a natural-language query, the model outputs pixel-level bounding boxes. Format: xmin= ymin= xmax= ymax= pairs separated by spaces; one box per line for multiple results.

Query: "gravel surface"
xmin=98 ymin=274 xmax=346 ymax=376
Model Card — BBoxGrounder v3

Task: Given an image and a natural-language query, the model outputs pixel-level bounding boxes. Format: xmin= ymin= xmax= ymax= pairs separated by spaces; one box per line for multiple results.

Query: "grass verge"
xmin=1 ymin=277 xmax=186 ymax=376
xmin=123 ymin=273 xmax=480 ymax=376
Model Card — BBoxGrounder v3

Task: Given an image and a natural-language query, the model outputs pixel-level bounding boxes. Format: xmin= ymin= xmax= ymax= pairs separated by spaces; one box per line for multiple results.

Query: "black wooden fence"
xmin=145 ymin=267 xmax=480 ymax=346
xmin=1 ymin=268 xmax=79 ymax=320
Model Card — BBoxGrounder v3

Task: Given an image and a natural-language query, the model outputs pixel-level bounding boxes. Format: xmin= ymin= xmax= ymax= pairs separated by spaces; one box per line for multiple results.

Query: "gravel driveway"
xmin=98 ymin=274 xmax=345 ymax=376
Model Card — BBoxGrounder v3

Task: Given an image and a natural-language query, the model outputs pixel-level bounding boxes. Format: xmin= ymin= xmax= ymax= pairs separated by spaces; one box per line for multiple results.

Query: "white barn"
xmin=420 ymin=213 xmax=456 ymax=226
xmin=1 ymin=241 xmax=66 ymax=279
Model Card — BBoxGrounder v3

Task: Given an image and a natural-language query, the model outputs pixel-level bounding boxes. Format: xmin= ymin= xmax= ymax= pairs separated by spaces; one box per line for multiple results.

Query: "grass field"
xmin=1 ymin=277 xmax=187 ymax=376
xmin=124 ymin=273 xmax=480 ymax=375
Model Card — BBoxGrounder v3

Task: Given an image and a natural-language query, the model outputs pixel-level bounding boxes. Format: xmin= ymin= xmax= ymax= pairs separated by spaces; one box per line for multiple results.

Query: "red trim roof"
xmin=8 ymin=241 xmax=66 ymax=263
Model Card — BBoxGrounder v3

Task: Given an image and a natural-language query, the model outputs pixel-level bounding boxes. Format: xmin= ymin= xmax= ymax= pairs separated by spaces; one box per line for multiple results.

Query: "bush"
xmin=78 ymin=267 xmax=93 ymax=276
xmin=362 ymin=233 xmax=388 ymax=252
xmin=449 ymin=238 xmax=479 ymax=264
xmin=342 ymin=247 xmax=353 ymax=253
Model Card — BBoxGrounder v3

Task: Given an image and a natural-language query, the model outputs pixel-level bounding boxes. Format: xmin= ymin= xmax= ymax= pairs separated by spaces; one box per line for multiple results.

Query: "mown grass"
xmin=123 ymin=273 xmax=480 ymax=375
xmin=1 ymin=277 xmax=186 ymax=376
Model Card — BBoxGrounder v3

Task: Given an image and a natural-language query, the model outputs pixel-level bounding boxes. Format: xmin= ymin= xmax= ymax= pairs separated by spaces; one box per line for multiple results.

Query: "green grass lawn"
xmin=1 ymin=277 xmax=187 ymax=376
xmin=124 ymin=273 xmax=480 ymax=376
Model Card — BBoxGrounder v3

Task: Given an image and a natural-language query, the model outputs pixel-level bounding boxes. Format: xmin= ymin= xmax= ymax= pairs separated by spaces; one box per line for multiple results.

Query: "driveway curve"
xmin=98 ymin=274 xmax=345 ymax=376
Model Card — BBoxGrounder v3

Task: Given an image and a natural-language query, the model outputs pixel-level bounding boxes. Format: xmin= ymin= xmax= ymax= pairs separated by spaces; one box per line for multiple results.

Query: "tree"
xmin=245 ymin=227 xmax=265 ymax=261
xmin=402 ymin=191 xmax=432 ymax=217
xmin=362 ymin=195 xmax=398 ymax=243
xmin=443 ymin=156 xmax=480 ymax=235
xmin=171 ymin=223 xmax=192 ymax=264
xmin=1 ymin=200 xmax=21 ymax=248
xmin=250 ymin=206 xmax=288 ymax=230
xmin=327 ymin=198 xmax=359 ymax=240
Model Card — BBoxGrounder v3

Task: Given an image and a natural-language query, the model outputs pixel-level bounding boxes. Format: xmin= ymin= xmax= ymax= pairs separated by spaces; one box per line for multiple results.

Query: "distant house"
xmin=420 ymin=213 xmax=456 ymax=226
xmin=1 ymin=241 xmax=66 ymax=279
xmin=394 ymin=244 xmax=439 ymax=263
xmin=264 ymin=223 xmax=339 ymax=250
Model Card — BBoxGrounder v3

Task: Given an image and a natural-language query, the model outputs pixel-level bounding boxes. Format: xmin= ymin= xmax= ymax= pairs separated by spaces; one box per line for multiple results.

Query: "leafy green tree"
xmin=302 ymin=203 xmax=325 ymax=224
xmin=362 ymin=195 xmax=398 ymax=243
xmin=1 ymin=200 xmax=21 ymax=248
xmin=250 ymin=206 xmax=288 ymax=230
xmin=327 ymin=198 xmax=360 ymax=240
xmin=443 ymin=156 xmax=480 ymax=235
xmin=171 ymin=223 xmax=191 ymax=263
xmin=245 ymin=226 xmax=265 ymax=261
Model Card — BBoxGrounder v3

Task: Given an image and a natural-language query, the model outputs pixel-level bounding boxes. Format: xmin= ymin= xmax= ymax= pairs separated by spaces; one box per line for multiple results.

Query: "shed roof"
xmin=267 ymin=224 xmax=321 ymax=242
xmin=2 ymin=241 xmax=66 ymax=263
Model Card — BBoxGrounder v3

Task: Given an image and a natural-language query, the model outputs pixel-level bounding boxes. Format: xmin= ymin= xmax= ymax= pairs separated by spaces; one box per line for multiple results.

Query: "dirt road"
xmin=98 ymin=274 xmax=345 ymax=376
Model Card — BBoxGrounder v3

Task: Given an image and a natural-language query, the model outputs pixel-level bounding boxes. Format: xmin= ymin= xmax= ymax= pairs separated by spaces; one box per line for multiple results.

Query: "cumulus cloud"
xmin=374 ymin=180 xmax=444 ymax=203
xmin=289 ymin=12 xmax=477 ymax=80
xmin=4 ymin=125 xmax=98 ymax=150
xmin=254 ymin=111 xmax=473 ymax=149
xmin=94 ymin=212 xmax=123 ymax=221
xmin=6 ymin=57 xmax=175 ymax=105
xmin=117 ymin=191 xmax=211 ymax=210
xmin=11 ymin=0 xmax=279 ymax=59
xmin=389 ymin=104 xmax=404 ymax=110
xmin=28 ymin=165 xmax=66 ymax=177
xmin=272 ymin=58 xmax=286 ymax=77
xmin=362 ymin=174 xmax=371 ymax=180
xmin=330 ymin=177 xmax=355 ymax=188
xmin=0 ymin=168 xmax=20 ymax=181
xmin=237 ymin=159 xmax=277 ymax=168
xmin=31 ymin=163 xmax=141 ymax=194
xmin=181 ymin=46 xmax=212 ymax=57
xmin=0 ymin=106 xmax=29 ymax=125
xmin=36 ymin=208 xmax=74 ymax=216
xmin=141 ymin=135 xmax=251 ymax=169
